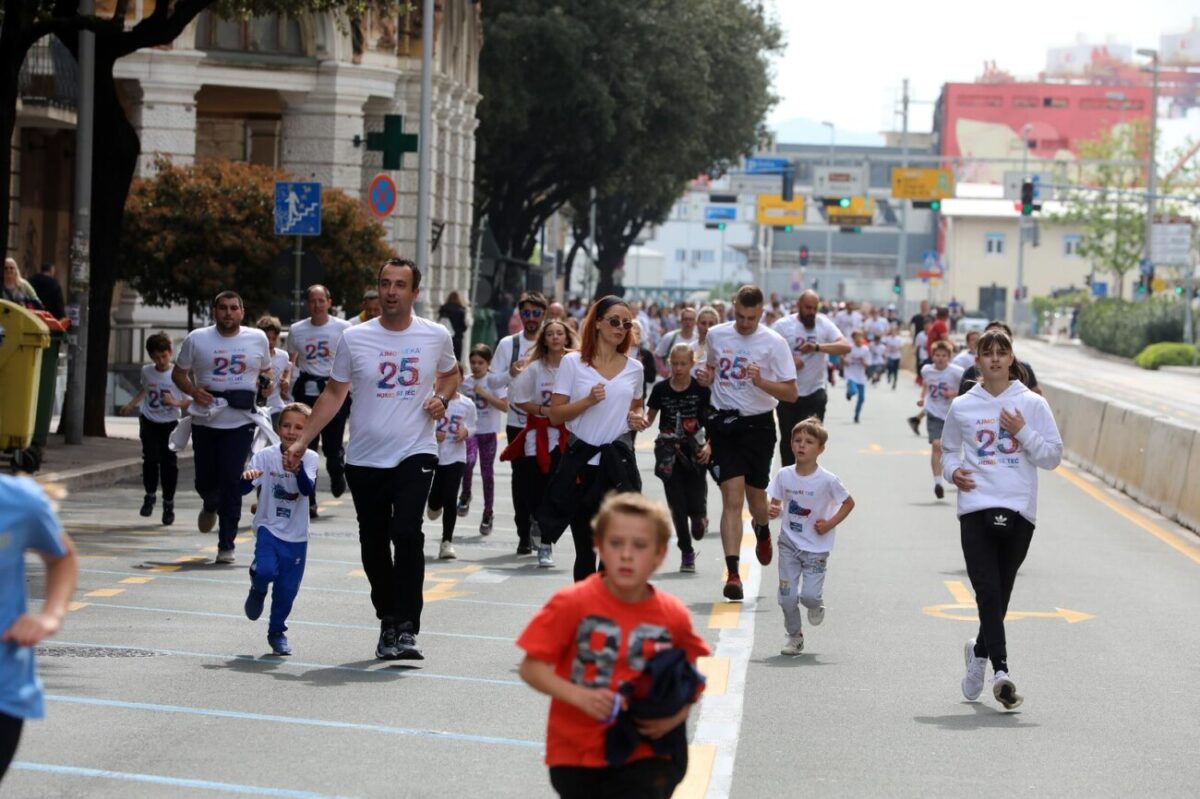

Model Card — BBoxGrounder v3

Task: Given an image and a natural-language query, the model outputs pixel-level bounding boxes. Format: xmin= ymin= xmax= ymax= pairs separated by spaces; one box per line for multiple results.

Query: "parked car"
xmin=958 ymin=314 xmax=990 ymax=334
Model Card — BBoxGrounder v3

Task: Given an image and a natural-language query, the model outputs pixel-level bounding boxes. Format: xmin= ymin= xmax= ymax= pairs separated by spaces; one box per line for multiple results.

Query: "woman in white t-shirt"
xmin=500 ymin=319 xmax=579 ymax=555
xmin=256 ymin=315 xmax=293 ymax=427
xmin=536 ymin=297 xmax=645 ymax=580
xmin=692 ymin=306 xmax=721 ymax=375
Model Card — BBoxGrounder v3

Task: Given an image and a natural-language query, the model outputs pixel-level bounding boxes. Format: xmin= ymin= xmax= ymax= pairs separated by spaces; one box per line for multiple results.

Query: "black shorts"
xmin=707 ymin=412 xmax=776 ymax=489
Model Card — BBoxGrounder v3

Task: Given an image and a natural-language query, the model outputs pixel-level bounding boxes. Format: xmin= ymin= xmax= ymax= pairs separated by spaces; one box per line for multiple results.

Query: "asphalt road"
xmin=11 ymin=370 xmax=1200 ymax=798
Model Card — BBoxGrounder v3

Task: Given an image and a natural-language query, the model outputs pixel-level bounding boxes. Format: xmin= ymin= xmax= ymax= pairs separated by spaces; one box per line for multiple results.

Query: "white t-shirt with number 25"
xmin=330 ymin=316 xmax=457 ymax=469
xmin=704 ymin=322 xmax=796 ymax=415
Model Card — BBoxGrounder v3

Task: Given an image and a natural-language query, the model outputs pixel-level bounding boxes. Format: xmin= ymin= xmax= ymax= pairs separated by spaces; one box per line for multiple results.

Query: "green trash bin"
xmin=471 ymin=307 xmax=497 ymax=350
xmin=32 ymin=313 xmax=67 ymax=449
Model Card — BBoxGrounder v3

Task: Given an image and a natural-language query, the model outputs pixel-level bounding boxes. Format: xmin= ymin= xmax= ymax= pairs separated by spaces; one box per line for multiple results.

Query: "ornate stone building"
xmin=10 ymin=2 xmax=483 ymax=323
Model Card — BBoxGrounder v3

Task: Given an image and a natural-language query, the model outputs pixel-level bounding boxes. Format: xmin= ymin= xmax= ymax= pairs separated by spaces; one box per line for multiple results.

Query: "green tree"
xmin=569 ymin=0 xmax=780 ymax=298
xmin=121 ymin=159 xmax=390 ymax=322
xmin=0 ymin=1 xmax=373 ymax=435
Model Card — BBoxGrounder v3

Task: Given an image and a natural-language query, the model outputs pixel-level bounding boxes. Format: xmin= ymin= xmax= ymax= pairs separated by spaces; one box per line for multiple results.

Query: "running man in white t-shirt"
xmin=286 ymin=285 xmax=353 ymax=511
xmin=653 ymin=305 xmax=699 ymax=375
xmin=284 ymin=259 xmax=459 ymax=662
xmin=172 ymin=291 xmax=272 ymax=563
xmin=771 ymin=291 xmax=850 ymax=466
xmin=696 ymin=285 xmax=799 ymax=601
xmin=488 ymin=291 xmax=547 ymax=550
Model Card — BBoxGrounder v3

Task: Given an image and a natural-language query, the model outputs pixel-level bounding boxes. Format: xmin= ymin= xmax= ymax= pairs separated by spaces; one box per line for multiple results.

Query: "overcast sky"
xmin=765 ymin=1 xmax=1197 ymax=142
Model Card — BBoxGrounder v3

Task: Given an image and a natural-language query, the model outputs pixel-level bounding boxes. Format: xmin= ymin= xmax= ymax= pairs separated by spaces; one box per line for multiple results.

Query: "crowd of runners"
xmin=4 ymin=260 xmax=1063 ymax=797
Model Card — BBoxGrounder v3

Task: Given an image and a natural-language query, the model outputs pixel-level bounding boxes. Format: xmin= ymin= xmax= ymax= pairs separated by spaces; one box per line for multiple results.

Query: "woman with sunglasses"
xmin=534 ymin=296 xmax=646 ymax=579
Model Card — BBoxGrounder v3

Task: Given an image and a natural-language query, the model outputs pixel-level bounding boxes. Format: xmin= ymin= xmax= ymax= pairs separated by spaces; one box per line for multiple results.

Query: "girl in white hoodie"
xmin=941 ymin=329 xmax=1062 ymax=711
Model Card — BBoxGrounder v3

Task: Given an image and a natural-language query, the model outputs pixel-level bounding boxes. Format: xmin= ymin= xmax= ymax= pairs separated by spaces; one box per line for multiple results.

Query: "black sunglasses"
xmin=604 ymin=316 xmax=633 ymax=330
xmin=520 ymin=308 xmax=544 ymax=319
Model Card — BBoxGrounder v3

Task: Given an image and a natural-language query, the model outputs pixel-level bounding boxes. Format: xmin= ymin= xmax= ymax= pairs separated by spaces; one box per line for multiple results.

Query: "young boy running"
xmin=119 ymin=333 xmax=189 ymax=525
xmin=460 ymin=344 xmax=508 ymax=533
xmin=241 ymin=403 xmax=318 ymax=656
xmin=645 ymin=344 xmax=711 ymax=573
xmin=766 ymin=419 xmax=855 ymax=656
xmin=428 ymin=386 xmax=477 ymax=560
xmin=843 ymin=331 xmax=870 ymax=423
xmin=919 ymin=340 xmax=965 ymax=500
xmin=517 ymin=493 xmax=710 ymax=798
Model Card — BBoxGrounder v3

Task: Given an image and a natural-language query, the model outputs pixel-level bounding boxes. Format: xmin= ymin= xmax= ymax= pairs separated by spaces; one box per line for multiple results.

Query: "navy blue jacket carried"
xmin=604 ymin=647 xmax=705 ymax=775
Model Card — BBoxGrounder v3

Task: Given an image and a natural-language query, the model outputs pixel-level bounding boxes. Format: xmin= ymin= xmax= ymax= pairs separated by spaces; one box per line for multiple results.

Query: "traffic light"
xmin=1019 ymin=179 xmax=1041 ymax=216
xmin=821 ymin=197 xmax=852 ymax=209
xmin=839 ymin=226 xmax=861 ymax=233
xmin=704 ymin=222 xmax=726 ymax=231
xmin=782 ymin=170 xmax=795 ymax=203
xmin=773 ymin=225 xmax=794 ymax=232
xmin=892 ymin=275 xmax=902 ymax=295
xmin=799 ymin=245 xmax=809 ymax=266
xmin=912 ymin=200 xmax=941 ymax=211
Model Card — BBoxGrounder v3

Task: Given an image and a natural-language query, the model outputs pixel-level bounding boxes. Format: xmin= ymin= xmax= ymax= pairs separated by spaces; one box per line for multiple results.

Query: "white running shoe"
xmin=807 ymin=604 xmax=825 ymax=626
xmin=215 ymin=549 xmax=235 ymax=564
xmin=961 ymin=638 xmax=988 ymax=701
xmin=780 ymin=635 xmax=805 ymax=656
xmin=992 ymin=670 xmax=1023 ymax=710
xmin=438 ymin=540 xmax=456 ymax=560
xmin=537 ymin=543 xmax=554 ymax=568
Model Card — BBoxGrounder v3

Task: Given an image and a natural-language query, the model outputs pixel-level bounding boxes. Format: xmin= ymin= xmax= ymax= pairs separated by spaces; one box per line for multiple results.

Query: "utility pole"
xmin=897 ymin=79 xmax=910 ymax=320
xmin=821 ymin=121 xmax=835 ymax=300
xmin=415 ymin=0 xmax=434 ymax=279
xmin=1138 ymin=48 xmax=1160 ymax=299
xmin=1013 ymin=123 xmax=1032 ymax=332
xmin=588 ymin=187 xmax=598 ymax=299
xmin=65 ymin=0 xmax=95 ymax=445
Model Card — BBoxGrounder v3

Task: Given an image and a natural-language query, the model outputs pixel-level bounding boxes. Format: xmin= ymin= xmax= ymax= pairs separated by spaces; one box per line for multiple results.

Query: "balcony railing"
xmin=19 ymin=35 xmax=78 ymax=112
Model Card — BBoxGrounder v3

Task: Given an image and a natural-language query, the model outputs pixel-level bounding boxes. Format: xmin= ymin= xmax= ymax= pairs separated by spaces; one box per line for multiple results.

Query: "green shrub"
xmin=1078 ymin=298 xmax=1185 ymax=358
xmin=1134 ymin=342 xmax=1200 ymax=370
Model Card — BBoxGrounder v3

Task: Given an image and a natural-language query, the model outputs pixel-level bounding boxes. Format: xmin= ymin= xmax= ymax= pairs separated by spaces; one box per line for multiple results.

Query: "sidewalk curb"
xmin=35 ymin=450 xmax=195 ymax=493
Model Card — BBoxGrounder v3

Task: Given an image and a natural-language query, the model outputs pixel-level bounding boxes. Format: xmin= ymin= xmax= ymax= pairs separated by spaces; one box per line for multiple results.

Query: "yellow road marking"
xmin=423 ymin=584 xmax=473 ymax=602
xmin=119 ymin=576 xmax=154 ymax=585
xmin=84 ymin=588 xmax=124 ymax=598
xmin=68 ymin=602 xmax=88 ymax=612
xmin=348 ymin=569 xmax=366 ymax=578
xmin=945 ymin=580 xmax=974 ymax=604
xmin=322 ymin=500 xmax=345 ymax=507
xmin=708 ymin=602 xmax=741 ymax=630
xmin=148 ymin=565 xmax=181 ymax=573
xmin=672 ymin=744 xmax=716 ymax=799
xmin=1055 ymin=464 xmax=1200 ymax=567
xmin=696 ymin=656 xmax=729 ymax=696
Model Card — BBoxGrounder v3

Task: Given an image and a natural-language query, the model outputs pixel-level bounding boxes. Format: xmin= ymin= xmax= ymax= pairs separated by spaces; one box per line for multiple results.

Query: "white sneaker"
xmin=992 ymin=670 xmax=1023 ymax=710
xmin=438 ymin=540 xmax=456 ymax=560
xmin=807 ymin=604 xmax=825 ymax=626
xmin=537 ymin=543 xmax=554 ymax=568
xmin=961 ymin=638 xmax=988 ymax=701
xmin=427 ymin=504 xmax=443 ymax=521
xmin=215 ymin=550 xmax=235 ymax=564
xmin=780 ymin=635 xmax=805 ymax=656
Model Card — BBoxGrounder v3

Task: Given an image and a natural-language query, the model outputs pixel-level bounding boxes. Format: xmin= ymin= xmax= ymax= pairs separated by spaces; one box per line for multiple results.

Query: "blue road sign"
xmin=1031 ymin=174 xmax=1042 ymax=200
xmin=1139 ymin=257 xmax=1154 ymax=275
xmin=275 ymin=182 xmax=322 ymax=236
xmin=745 ymin=156 xmax=790 ymax=175
xmin=705 ymin=206 xmax=737 ymax=222
xmin=1091 ymin=281 xmax=1108 ymax=298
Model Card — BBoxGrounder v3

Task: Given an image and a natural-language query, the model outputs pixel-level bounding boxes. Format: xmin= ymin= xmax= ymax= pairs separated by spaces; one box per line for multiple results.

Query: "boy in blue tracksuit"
xmin=241 ymin=403 xmax=318 ymax=655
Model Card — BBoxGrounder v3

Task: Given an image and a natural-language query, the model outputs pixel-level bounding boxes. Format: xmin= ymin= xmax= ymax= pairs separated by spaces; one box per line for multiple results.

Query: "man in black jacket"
xmin=29 ymin=264 xmax=65 ymax=319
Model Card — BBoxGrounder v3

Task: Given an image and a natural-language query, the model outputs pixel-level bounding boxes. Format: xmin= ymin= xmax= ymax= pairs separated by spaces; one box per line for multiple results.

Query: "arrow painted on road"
xmin=923 ymin=581 xmax=1094 ymax=623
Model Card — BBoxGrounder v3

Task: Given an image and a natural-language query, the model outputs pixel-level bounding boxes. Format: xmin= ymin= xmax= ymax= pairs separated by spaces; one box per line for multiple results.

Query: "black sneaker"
xmin=139 ymin=494 xmax=155 ymax=517
xmin=393 ymin=622 xmax=424 ymax=661
xmin=329 ymin=471 xmax=346 ymax=498
xmin=480 ymin=511 xmax=494 ymax=536
xmin=907 ymin=416 xmax=921 ymax=436
xmin=934 ymin=484 xmax=945 ymax=500
xmin=515 ymin=541 xmax=533 ymax=556
xmin=375 ymin=625 xmax=400 ymax=660
xmin=162 ymin=500 xmax=175 ymax=526
xmin=457 ymin=494 xmax=471 ymax=518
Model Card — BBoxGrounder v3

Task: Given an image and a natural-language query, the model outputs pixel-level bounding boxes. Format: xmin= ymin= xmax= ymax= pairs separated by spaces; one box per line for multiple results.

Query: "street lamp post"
xmin=1138 ymin=48 xmax=1159 ymax=299
xmin=821 ymin=121 xmax=834 ymax=298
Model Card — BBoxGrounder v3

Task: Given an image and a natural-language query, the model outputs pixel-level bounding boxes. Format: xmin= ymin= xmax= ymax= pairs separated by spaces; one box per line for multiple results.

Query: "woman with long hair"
xmin=693 ymin=306 xmax=721 ymax=372
xmin=534 ymin=296 xmax=646 ymax=580
xmin=942 ymin=328 xmax=1061 ymax=710
xmin=500 ymin=319 xmax=579 ymax=554
xmin=437 ymin=290 xmax=468 ymax=361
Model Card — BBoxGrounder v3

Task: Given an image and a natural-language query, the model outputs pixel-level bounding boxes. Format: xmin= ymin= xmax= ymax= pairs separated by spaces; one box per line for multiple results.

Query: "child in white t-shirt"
xmin=766 ymin=418 xmax=855 ymax=656
xmin=918 ymin=340 xmax=965 ymax=501
xmin=868 ymin=336 xmax=886 ymax=385
xmin=843 ymin=331 xmax=871 ymax=423
xmin=883 ymin=329 xmax=904 ymax=390
xmin=241 ymin=403 xmax=319 ymax=656
xmin=428 ymin=383 xmax=477 ymax=560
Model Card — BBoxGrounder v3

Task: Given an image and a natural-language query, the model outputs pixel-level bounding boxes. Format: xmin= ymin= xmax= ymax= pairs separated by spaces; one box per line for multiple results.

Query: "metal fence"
xmin=19 ymin=35 xmax=78 ymax=111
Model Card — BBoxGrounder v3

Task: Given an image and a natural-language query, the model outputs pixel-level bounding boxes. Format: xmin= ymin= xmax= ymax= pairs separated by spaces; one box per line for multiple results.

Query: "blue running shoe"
xmin=244 ymin=589 xmax=266 ymax=621
xmin=268 ymin=631 xmax=292 ymax=656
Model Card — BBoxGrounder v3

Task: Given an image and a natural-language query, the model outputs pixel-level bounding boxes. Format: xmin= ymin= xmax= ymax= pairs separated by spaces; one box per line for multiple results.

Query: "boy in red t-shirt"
xmin=518 ymin=493 xmax=711 ymax=798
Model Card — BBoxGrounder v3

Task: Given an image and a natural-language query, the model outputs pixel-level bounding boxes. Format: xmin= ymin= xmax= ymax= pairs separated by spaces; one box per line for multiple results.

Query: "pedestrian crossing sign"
xmin=275 ymin=182 xmax=322 ymax=236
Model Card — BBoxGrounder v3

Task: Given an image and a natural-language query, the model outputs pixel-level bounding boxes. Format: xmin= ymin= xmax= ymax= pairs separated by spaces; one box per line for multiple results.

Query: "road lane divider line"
xmin=10 ymin=762 xmax=353 ymax=799
xmin=83 ymin=588 xmax=124 ymax=598
xmin=118 ymin=576 xmax=154 ymax=585
xmin=696 ymin=657 xmax=729 ymax=696
xmin=674 ymin=745 xmax=717 ymax=799
xmin=49 ymin=640 xmax=524 ymax=687
xmin=686 ymin=530 xmax=763 ymax=799
xmin=70 ymin=601 xmax=517 ymax=642
xmin=45 ymin=695 xmax=542 ymax=749
xmin=707 ymin=604 xmax=740 ymax=630
xmin=945 ymin=580 xmax=974 ymax=604
xmin=67 ymin=602 xmax=88 ymax=612
xmin=1054 ymin=464 xmax=1200 ymax=567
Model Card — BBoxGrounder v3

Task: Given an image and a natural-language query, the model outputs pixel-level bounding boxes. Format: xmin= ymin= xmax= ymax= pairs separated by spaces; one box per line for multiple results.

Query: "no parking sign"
xmin=368 ymin=174 xmax=397 ymax=220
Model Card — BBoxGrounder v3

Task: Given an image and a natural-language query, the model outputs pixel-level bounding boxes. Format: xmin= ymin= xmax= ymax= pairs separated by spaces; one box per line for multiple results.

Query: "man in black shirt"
xmin=29 ymin=264 xmax=65 ymax=319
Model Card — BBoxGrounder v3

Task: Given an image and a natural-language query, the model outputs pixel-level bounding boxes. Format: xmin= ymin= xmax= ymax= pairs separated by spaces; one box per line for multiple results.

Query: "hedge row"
xmin=1134 ymin=342 xmax=1200 ymax=369
xmin=1077 ymin=298 xmax=1186 ymax=358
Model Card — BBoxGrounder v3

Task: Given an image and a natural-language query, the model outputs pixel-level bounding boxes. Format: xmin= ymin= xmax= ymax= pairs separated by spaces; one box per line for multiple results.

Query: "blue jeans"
xmin=847 ymin=380 xmax=865 ymax=420
xmin=250 ymin=527 xmax=308 ymax=634
xmin=191 ymin=423 xmax=255 ymax=551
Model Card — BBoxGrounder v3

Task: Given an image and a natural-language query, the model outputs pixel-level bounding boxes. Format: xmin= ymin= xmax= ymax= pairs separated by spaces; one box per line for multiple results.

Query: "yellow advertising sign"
xmin=756 ymin=194 xmax=805 ymax=227
xmin=891 ymin=168 xmax=955 ymax=200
